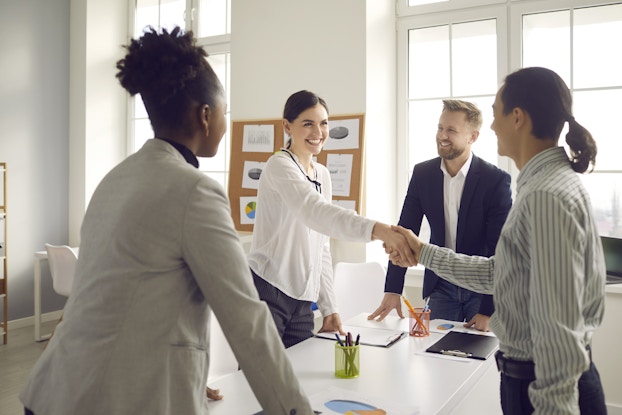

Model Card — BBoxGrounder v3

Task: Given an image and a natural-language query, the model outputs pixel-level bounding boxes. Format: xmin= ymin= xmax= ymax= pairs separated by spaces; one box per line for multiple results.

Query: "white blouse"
xmin=247 ymin=150 xmax=376 ymax=317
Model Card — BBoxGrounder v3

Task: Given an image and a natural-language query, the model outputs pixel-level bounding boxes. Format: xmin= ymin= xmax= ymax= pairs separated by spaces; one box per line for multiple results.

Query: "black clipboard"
xmin=426 ymin=331 xmax=499 ymax=360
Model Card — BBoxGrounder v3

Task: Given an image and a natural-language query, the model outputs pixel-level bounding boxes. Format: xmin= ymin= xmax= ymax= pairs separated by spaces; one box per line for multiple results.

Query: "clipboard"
xmin=315 ymin=325 xmax=407 ymax=347
xmin=314 ymin=313 xmax=408 ymax=347
xmin=426 ymin=331 xmax=499 ymax=360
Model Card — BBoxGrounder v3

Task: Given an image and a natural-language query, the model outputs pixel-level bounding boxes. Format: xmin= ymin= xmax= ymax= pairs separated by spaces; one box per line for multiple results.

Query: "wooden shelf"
xmin=0 ymin=162 xmax=6 ymax=344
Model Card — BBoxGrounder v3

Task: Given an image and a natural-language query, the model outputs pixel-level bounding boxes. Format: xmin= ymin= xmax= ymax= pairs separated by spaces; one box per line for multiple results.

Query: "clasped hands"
xmin=381 ymin=225 xmax=424 ymax=268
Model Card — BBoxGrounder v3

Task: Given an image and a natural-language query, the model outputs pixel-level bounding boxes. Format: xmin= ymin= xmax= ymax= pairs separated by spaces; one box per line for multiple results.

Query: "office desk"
xmin=33 ymin=247 xmax=78 ymax=341
xmin=207 ymin=319 xmax=497 ymax=415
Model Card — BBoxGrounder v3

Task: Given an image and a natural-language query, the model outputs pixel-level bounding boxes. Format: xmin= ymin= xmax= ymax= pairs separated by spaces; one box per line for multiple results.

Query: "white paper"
xmin=241 ymin=161 xmax=266 ymax=189
xmin=326 ymin=153 xmax=352 ymax=197
xmin=315 ymin=313 xmax=408 ymax=347
xmin=242 ymin=124 xmax=274 ymax=153
xmin=239 ymin=196 xmax=257 ymax=225
xmin=323 ymin=118 xmax=360 ymax=150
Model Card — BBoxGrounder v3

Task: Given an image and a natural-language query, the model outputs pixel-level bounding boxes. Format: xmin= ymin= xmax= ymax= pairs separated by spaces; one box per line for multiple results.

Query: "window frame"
xmin=396 ymin=5 xmax=510 ymax=201
xmin=397 ymin=0 xmax=622 ymax=226
xmin=127 ymin=0 xmax=232 ymax=189
xmin=397 ymin=0 xmax=505 ymax=17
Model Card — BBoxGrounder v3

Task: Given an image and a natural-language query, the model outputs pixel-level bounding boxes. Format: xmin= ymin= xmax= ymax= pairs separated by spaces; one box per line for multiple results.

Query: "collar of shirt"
xmin=279 ymin=148 xmax=318 ymax=181
xmin=155 ymin=137 xmax=199 ymax=168
xmin=439 ymin=151 xmax=474 ymax=178
xmin=516 ymin=146 xmax=568 ymax=191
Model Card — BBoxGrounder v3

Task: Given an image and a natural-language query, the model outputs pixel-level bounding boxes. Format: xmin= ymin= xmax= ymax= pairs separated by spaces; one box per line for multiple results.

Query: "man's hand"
xmin=464 ymin=314 xmax=491 ymax=332
xmin=372 ymin=223 xmax=418 ymax=268
xmin=388 ymin=225 xmax=424 ymax=267
xmin=367 ymin=293 xmax=403 ymax=322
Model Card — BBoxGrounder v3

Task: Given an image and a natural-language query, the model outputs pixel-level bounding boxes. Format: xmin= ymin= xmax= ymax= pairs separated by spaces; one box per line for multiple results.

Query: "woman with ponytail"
xmin=390 ymin=67 xmax=607 ymax=414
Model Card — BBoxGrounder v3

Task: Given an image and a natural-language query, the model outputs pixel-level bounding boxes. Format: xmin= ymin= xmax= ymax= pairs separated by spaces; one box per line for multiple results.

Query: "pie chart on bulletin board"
xmin=245 ymin=201 xmax=257 ymax=220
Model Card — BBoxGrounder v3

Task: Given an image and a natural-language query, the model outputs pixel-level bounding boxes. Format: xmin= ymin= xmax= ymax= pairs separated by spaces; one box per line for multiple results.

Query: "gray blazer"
xmin=21 ymin=139 xmax=312 ymax=414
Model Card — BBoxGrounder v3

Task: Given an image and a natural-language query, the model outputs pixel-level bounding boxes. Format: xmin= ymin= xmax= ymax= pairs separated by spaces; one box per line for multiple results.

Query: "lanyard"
xmin=281 ymin=149 xmax=322 ymax=194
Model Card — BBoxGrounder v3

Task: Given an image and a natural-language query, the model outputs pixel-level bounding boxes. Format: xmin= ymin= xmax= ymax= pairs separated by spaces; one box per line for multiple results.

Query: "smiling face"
xmin=284 ymin=103 xmax=329 ymax=159
xmin=436 ymin=110 xmax=476 ymax=161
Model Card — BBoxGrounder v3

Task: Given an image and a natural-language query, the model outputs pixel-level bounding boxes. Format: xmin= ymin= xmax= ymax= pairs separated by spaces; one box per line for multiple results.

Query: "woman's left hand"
xmin=318 ymin=313 xmax=345 ymax=335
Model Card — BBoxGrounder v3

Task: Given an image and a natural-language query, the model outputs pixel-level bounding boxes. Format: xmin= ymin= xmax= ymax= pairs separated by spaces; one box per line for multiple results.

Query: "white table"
xmin=33 ymin=247 xmax=78 ymax=341
xmin=206 ymin=318 xmax=497 ymax=414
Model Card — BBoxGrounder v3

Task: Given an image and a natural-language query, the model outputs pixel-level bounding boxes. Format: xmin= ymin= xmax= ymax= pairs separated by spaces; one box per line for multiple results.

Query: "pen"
xmin=335 ymin=333 xmax=344 ymax=347
xmin=355 ymin=333 xmax=360 ymax=346
xmin=402 ymin=295 xmax=429 ymax=335
xmin=422 ymin=296 xmax=430 ymax=312
xmin=401 ymin=295 xmax=417 ymax=314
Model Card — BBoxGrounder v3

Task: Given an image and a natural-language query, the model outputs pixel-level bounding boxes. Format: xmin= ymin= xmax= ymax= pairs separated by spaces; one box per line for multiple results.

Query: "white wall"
xmin=230 ymin=1 xmax=366 ymax=119
xmin=68 ymin=0 xmax=128 ymax=245
xmin=0 ymin=0 xmax=127 ymax=323
xmin=0 ymin=0 xmax=71 ymax=321
xmin=364 ymin=0 xmax=399 ymax=264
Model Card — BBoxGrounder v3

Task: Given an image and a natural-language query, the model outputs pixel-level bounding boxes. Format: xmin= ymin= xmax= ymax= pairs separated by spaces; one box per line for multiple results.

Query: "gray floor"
xmin=0 ymin=321 xmax=56 ymax=415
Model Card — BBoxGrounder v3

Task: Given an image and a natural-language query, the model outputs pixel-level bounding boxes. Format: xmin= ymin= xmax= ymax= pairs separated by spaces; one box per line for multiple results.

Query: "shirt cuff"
xmin=419 ymin=243 xmax=436 ymax=267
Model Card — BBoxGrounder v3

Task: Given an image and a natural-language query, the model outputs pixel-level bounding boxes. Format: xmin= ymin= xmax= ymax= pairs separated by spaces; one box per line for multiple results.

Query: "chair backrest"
xmin=333 ymin=261 xmax=386 ymax=322
xmin=44 ymin=243 xmax=78 ymax=297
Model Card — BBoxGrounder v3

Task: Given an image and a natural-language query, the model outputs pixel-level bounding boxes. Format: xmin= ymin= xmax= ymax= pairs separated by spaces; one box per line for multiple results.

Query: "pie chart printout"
xmin=324 ymin=399 xmax=378 ymax=413
xmin=245 ymin=201 xmax=256 ymax=220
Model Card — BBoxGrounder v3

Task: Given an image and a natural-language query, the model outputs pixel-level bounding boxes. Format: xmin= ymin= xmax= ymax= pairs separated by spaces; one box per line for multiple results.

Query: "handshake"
xmin=374 ymin=224 xmax=424 ymax=268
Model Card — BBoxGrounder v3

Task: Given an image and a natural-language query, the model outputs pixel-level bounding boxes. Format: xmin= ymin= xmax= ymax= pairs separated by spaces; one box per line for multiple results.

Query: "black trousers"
xmin=252 ymin=270 xmax=314 ymax=348
xmin=500 ymin=362 xmax=607 ymax=414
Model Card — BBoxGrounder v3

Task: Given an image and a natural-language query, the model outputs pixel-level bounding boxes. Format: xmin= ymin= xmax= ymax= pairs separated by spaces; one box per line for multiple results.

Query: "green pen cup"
xmin=334 ymin=343 xmax=360 ymax=378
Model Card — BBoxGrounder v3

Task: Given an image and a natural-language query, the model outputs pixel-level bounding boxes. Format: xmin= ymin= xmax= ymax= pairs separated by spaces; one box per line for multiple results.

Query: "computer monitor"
xmin=601 ymin=236 xmax=622 ymax=283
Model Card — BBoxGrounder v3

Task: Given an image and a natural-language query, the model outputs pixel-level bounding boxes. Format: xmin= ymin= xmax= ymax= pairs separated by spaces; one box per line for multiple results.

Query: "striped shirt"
xmin=419 ymin=146 xmax=606 ymax=414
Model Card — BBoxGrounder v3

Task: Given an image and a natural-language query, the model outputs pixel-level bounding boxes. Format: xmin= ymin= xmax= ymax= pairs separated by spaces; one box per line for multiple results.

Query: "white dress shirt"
xmin=440 ymin=152 xmax=473 ymax=251
xmin=419 ymin=146 xmax=606 ymax=414
xmin=247 ymin=150 xmax=376 ymax=317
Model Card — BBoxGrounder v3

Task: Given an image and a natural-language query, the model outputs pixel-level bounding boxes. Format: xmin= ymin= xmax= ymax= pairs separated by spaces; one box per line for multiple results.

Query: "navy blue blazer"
xmin=385 ymin=154 xmax=512 ymax=316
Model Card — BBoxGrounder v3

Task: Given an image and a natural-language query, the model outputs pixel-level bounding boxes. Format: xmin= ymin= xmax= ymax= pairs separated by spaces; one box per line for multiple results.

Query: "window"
xmin=406 ymin=19 xmax=499 ymax=169
xmin=398 ymin=0 xmax=622 ymax=238
xmin=397 ymin=6 xmax=507 ymax=241
xmin=130 ymin=0 xmax=232 ymax=190
xmin=519 ymin=2 xmax=622 ymax=237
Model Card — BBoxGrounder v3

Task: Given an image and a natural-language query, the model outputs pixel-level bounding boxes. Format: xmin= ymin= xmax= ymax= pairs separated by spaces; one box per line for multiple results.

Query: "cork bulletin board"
xmin=228 ymin=114 xmax=366 ymax=232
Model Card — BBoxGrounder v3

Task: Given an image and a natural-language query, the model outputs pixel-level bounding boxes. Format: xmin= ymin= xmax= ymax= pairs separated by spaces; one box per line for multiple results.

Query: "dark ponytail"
xmin=501 ymin=67 xmax=597 ymax=173
xmin=565 ymin=117 xmax=597 ymax=173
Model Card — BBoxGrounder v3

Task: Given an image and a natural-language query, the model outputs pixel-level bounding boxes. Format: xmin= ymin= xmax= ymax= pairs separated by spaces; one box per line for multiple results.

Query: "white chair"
xmin=333 ymin=261 xmax=386 ymax=322
xmin=44 ymin=243 xmax=78 ymax=297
